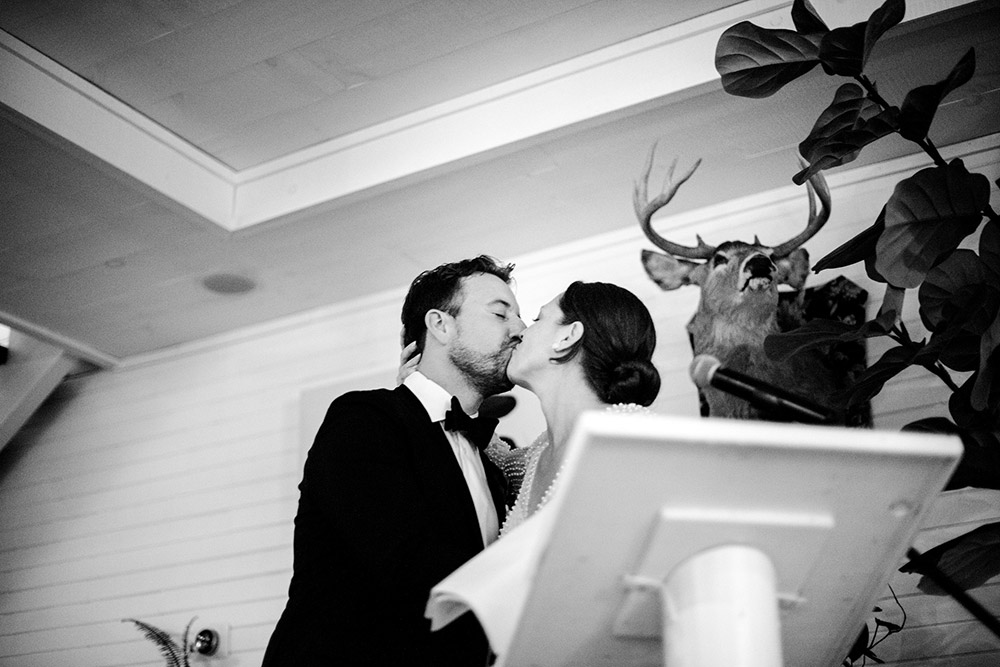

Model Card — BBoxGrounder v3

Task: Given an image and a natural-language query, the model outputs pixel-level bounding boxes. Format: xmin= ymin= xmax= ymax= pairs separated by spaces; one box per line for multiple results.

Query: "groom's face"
xmin=447 ymin=273 xmax=524 ymax=397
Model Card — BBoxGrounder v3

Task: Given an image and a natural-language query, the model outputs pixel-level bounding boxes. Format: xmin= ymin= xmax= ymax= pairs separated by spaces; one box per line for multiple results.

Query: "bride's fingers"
xmin=397 ymin=342 xmax=420 ymax=384
xmin=400 ymin=341 xmax=418 ymax=364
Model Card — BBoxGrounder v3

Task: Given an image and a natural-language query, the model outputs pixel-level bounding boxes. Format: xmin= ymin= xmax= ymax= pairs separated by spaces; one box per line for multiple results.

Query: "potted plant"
xmin=713 ymin=0 xmax=999 ymax=661
xmin=714 ymin=0 xmax=998 ymax=478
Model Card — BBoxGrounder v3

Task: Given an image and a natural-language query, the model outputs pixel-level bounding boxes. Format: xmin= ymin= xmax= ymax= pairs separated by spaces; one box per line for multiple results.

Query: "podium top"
xmin=500 ymin=414 xmax=962 ymax=667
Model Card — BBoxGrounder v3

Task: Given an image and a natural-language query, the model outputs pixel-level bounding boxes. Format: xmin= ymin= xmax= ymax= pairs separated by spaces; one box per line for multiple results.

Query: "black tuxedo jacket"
xmin=263 ymin=385 xmax=507 ymax=666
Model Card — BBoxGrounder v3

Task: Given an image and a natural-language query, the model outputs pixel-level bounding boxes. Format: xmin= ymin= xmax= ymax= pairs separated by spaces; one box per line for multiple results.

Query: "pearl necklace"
xmin=534 ymin=403 xmax=648 ymax=512
xmin=536 ymin=457 xmax=562 ymax=512
xmin=499 ymin=403 xmax=650 ymax=536
xmin=535 ymin=403 xmax=649 ymax=512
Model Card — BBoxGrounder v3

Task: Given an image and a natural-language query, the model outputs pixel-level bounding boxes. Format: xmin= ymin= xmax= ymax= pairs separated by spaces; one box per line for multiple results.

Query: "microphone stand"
xmin=905 ymin=547 xmax=1000 ymax=640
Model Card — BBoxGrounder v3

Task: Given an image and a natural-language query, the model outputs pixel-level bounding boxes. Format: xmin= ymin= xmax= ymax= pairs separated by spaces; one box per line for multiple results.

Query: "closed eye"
xmin=712 ymin=254 xmax=729 ymax=267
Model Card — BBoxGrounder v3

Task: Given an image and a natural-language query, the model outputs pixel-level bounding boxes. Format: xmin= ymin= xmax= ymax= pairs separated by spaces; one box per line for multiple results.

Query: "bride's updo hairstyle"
xmin=555 ymin=281 xmax=660 ymax=406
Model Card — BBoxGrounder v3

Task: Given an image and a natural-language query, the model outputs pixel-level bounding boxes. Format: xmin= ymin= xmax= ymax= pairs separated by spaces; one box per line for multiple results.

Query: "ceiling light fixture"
xmin=0 ymin=323 xmax=9 ymax=365
xmin=202 ymin=273 xmax=256 ymax=295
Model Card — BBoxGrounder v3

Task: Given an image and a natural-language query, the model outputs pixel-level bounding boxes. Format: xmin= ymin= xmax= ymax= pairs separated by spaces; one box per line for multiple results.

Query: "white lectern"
xmin=493 ymin=413 xmax=961 ymax=667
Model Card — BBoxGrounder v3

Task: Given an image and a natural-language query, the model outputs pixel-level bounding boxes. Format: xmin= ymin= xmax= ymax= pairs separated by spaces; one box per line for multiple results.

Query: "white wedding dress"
xmin=486 ymin=403 xmax=652 ymax=537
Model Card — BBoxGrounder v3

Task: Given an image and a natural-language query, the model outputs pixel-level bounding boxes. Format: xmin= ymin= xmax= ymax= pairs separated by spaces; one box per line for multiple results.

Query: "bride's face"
xmin=507 ymin=294 xmax=567 ymax=387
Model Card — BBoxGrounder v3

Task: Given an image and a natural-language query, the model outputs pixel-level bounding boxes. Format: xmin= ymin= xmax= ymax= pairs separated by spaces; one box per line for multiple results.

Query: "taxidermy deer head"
xmin=636 ymin=145 xmax=831 ymax=419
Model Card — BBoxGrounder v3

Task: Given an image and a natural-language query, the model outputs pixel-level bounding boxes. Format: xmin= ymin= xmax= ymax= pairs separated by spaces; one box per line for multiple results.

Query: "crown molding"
xmin=1 ymin=1 xmax=975 ymax=233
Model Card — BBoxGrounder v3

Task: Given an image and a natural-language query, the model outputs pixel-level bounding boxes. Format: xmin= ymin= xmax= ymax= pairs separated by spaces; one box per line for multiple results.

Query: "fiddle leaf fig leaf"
xmin=919 ymin=250 xmax=987 ymax=332
xmin=865 ymin=250 xmax=889 ymax=284
xmin=818 ymin=22 xmax=866 ymax=76
xmin=862 ymin=0 xmax=905 ymax=69
xmin=899 ymin=48 xmax=976 ymax=141
xmin=818 ymin=0 xmax=903 ymax=76
xmin=791 ymin=0 xmax=828 ymax=35
xmin=765 ymin=318 xmax=856 ymax=361
xmin=902 ymin=416 xmax=958 ymax=435
xmin=875 ymin=160 xmax=990 ymax=288
xmin=951 ymin=370 xmax=1000 ymax=431
xmin=799 ymin=84 xmax=877 ymax=160
xmin=973 ymin=317 xmax=1000 ymax=412
xmin=980 ymin=220 xmax=1000 ymax=286
xmin=911 ymin=425 xmax=1000 ymax=491
xmin=794 ymin=87 xmax=898 ymax=184
xmin=765 ymin=316 xmax=890 ymax=361
xmin=839 ymin=345 xmax=920 ymax=407
xmin=938 ymin=331 xmax=984 ymax=373
xmin=922 ymin=294 xmax=988 ymax=373
xmin=878 ymin=284 xmax=905 ymax=324
xmin=904 ymin=522 xmax=1000 ymax=594
xmin=716 ymin=22 xmax=823 ymax=98
xmin=813 ymin=207 xmax=884 ymax=272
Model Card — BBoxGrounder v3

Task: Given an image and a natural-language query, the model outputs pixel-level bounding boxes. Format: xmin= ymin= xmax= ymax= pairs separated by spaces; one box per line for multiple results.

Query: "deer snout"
xmin=740 ymin=254 xmax=777 ymax=292
xmin=745 ymin=254 xmax=775 ymax=276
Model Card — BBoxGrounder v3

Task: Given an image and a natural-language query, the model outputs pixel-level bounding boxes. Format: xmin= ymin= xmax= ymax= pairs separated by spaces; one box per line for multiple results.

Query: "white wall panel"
xmin=1 ymin=146 xmax=996 ymax=665
xmin=872 ymin=489 xmax=1000 ymax=667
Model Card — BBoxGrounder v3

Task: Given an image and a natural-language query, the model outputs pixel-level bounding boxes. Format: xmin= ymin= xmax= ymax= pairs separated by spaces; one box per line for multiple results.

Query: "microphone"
xmin=689 ymin=354 xmax=833 ymax=424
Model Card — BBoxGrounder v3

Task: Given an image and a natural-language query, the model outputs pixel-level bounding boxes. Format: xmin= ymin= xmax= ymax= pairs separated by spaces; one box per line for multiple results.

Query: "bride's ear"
xmin=552 ymin=321 xmax=584 ymax=354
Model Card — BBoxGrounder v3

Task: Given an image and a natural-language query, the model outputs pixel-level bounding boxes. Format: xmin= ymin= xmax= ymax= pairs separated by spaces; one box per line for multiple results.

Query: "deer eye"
xmin=712 ymin=254 xmax=729 ymax=267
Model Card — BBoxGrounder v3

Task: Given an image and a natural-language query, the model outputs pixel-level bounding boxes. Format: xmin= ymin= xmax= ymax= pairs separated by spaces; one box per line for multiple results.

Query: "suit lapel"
xmin=393 ymin=385 xmax=487 ymax=550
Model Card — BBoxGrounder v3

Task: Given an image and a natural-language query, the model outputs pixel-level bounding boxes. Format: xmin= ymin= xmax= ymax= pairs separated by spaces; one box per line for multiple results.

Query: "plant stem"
xmin=984 ymin=204 xmax=1000 ymax=225
xmin=923 ymin=361 xmax=961 ymax=393
xmin=856 ymin=74 xmax=947 ymax=165
xmin=918 ymin=136 xmax=948 ymax=168
xmin=856 ymin=73 xmax=999 ymax=224
xmin=856 ymin=74 xmax=891 ymax=111
xmin=890 ymin=324 xmax=912 ymax=346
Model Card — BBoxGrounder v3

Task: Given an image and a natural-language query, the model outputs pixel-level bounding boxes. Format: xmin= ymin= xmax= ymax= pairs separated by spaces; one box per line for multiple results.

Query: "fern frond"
xmin=182 ymin=616 xmax=197 ymax=657
xmin=123 ymin=618 xmax=185 ymax=667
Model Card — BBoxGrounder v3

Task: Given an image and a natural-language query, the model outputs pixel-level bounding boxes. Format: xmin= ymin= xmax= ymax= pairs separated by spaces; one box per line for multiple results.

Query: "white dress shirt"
xmin=403 ymin=371 xmax=499 ymax=546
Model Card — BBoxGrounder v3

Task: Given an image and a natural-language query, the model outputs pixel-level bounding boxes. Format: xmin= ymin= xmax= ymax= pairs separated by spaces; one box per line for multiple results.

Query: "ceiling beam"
xmin=0 ymin=30 xmax=235 ymax=227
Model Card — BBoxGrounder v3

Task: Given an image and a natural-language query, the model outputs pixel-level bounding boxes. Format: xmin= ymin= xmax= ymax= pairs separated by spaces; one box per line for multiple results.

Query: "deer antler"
xmin=769 ymin=166 xmax=831 ymax=258
xmin=633 ymin=144 xmax=714 ymax=260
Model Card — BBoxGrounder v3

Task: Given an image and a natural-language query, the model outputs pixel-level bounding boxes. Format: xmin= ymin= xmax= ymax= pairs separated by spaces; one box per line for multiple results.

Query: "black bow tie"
xmin=444 ymin=396 xmax=498 ymax=451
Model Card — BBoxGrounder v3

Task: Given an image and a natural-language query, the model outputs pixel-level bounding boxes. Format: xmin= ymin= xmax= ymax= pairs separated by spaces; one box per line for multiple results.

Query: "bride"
xmin=490 ymin=280 xmax=660 ymax=535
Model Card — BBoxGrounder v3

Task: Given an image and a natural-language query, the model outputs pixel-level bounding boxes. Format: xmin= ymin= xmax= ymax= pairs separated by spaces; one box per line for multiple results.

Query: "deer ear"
xmin=641 ymin=249 xmax=704 ymax=290
xmin=776 ymin=248 xmax=810 ymax=289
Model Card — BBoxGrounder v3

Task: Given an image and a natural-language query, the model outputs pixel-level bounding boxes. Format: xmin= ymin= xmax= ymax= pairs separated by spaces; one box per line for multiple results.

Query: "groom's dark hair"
xmin=401 ymin=255 xmax=516 ymax=352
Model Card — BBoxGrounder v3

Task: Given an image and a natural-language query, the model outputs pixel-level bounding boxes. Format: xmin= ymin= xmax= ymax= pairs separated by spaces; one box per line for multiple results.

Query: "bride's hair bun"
xmin=604 ymin=359 xmax=660 ymax=406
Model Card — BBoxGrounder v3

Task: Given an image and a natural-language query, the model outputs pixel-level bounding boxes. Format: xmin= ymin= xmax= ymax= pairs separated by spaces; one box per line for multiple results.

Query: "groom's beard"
xmin=450 ymin=340 xmax=516 ymax=397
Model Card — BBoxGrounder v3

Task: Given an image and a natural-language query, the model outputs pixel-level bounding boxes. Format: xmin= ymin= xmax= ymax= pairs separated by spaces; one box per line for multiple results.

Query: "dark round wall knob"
xmin=192 ymin=628 xmax=220 ymax=656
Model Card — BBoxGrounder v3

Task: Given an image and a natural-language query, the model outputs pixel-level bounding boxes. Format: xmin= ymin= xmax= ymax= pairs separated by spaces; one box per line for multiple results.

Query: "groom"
xmin=263 ymin=255 xmax=525 ymax=666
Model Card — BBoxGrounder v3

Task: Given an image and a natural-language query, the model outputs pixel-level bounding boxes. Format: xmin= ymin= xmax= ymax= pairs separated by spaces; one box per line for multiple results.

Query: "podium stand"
xmin=499 ymin=413 xmax=961 ymax=667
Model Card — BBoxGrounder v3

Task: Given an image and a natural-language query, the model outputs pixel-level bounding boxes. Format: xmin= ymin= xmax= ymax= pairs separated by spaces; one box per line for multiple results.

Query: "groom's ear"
xmin=425 ymin=309 xmax=452 ymax=346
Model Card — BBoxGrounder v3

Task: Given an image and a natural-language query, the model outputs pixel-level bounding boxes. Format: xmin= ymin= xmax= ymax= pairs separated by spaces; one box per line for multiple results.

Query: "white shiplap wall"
xmin=0 ymin=139 xmax=996 ymax=666
xmin=872 ymin=488 xmax=1000 ymax=667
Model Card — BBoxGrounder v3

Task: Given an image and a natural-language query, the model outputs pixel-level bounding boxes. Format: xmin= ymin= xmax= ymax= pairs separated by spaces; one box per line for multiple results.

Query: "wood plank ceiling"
xmin=0 ymin=0 xmax=997 ymax=364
